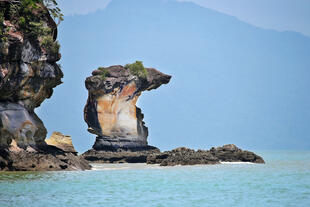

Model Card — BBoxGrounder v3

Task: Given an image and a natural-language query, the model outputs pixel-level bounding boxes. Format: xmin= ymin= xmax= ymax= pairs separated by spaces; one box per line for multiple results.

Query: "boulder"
xmin=46 ymin=132 xmax=78 ymax=155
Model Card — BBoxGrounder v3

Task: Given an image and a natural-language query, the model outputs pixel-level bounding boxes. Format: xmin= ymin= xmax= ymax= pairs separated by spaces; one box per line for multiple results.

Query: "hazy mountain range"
xmin=38 ymin=0 xmax=310 ymax=152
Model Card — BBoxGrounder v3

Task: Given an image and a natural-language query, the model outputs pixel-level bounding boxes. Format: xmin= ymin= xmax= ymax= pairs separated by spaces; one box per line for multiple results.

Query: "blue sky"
xmin=58 ymin=0 xmax=310 ymax=37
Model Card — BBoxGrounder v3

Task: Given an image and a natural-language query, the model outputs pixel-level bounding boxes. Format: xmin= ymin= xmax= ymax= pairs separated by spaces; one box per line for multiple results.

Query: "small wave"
xmin=220 ymin=162 xmax=254 ymax=164
xmin=89 ymin=163 xmax=162 ymax=171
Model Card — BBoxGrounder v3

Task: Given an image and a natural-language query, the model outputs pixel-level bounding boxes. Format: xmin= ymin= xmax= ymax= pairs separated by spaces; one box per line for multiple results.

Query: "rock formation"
xmin=46 ymin=132 xmax=78 ymax=155
xmin=147 ymin=144 xmax=265 ymax=166
xmin=210 ymin=144 xmax=265 ymax=163
xmin=0 ymin=1 xmax=90 ymax=171
xmin=82 ymin=64 xmax=171 ymax=161
xmin=83 ymin=146 xmax=160 ymax=163
xmin=147 ymin=147 xmax=220 ymax=166
xmin=81 ymin=64 xmax=265 ymax=166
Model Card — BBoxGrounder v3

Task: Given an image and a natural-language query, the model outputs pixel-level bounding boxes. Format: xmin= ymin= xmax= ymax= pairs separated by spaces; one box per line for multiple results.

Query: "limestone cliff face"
xmin=84 ymin=65 xmax=171 ymax=150
xmin=0 ymin=2 xmax=62 ymax=149
xmin=0 ymin=2 xmax=90 ymax=171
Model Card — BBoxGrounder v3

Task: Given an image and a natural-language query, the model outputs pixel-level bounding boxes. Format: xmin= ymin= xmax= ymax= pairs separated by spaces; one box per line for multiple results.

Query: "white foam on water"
xmin=220 ymin=162 xmax=254 ymax=164
xmin=90 ymin=163 xmax=162 ymax=171
xmin=89 ymin=162 xmax=256 ymax=171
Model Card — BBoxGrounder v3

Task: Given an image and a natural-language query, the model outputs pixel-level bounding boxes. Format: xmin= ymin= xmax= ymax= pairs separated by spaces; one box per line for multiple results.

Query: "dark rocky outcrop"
xmin=147 ymin=147 xmax=220 ymax=166
xmin=0 ymin=144 xmax=90 ymax=171
xmin=147 ymin=145 xmax=264 ymax=166
xmin=82 ymin=64 xmax=171 ymax=161
xmin=83 ymin=146 xmax=160 ymax=163
xmin=210 ymin=144 xmax=265 ymax=163
xmin=83 ymin=144 xmax=264 ymax=166
xmin=0 ymin=2 xmax=90 ymax=171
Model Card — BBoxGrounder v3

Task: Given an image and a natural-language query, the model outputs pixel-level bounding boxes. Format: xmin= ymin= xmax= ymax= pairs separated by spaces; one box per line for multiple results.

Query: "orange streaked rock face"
xmin=84 ymin=65 xmax=171 ymax=150
xmin=97 ymin=82 xmax=139 ymax=138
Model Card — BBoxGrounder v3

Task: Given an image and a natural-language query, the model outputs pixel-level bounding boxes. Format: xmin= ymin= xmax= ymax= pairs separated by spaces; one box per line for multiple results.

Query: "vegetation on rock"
xmin=0 ymin=0 xmax=63 ymax=52
xmin=41 ymin=35 xmax=60 ymax=54
xmin=125 ymin=61 xmax=148 ymax=78
xmin=98 ymin=67 xmax=109 ymax=80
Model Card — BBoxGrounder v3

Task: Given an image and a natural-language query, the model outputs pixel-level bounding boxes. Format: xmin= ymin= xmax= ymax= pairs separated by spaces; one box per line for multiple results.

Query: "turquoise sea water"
xmin=1 ymin=151 xmax=310 ymax=207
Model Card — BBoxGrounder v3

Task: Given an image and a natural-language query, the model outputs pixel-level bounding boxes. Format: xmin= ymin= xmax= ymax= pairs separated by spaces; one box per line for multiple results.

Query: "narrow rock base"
xmin=82 ymin=146 xmax=160 ymax=163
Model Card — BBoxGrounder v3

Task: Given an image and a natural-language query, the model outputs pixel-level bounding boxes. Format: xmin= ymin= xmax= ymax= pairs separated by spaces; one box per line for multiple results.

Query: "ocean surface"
xmin=1 ymin=151 xmax=310 ymax=207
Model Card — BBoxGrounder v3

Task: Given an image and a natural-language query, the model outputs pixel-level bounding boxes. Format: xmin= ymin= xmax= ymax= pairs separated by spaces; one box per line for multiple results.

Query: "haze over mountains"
xmin=38 ymin=0 xmax=310 ymax=152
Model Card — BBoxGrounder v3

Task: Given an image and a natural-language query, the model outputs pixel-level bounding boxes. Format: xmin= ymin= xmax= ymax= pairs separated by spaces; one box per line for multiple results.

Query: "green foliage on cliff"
xmin=0 ymin=0 xmax=63 ymax=38
xmin=98 ymin=67 xmax=109 ymax=80
xmin=0 ymin=0 xmax=63 ymax=55
xmin=125 ymin=61 xmax=148 ymax=78
xmin=43 ymin=0 xmax=64 ymax=23
xmin=41 ymin=35 xmax=60 ymax=54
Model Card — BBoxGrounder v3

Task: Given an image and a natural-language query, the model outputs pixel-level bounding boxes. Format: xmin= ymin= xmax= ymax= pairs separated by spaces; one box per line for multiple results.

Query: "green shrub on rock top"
xmin=125 ymin=61 xmax=148 ymax=78
xmin=98 ymin=67 xmax=109 ymax=80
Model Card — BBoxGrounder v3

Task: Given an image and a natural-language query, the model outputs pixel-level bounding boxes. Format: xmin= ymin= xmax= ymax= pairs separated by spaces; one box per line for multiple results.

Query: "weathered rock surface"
xmin=84 ymin=65 xmax=171 ymax=150
xmin=210 ymin=144 xmax=265 ymax=163
xmin=45 ymin=132 xmax=78 ymax=155
xmin=0 ymin=2 xmax=90 ymax=171
xmin=0 ymin=2 xmax=62 ymax=149
xmin=146 ymin=145 xmax=265 ymax=166
xmin=0 ymin=144 xmax=90 ymax=171
xmin=147 ymin=147 xmax=220 ymax=166
xmin=82 ymin=146 xmax=160 ymax=163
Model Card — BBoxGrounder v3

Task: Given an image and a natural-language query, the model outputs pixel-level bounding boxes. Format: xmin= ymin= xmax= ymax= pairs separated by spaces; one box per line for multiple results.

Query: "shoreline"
xmin=89 ymin=161 xmax=256 ymax=171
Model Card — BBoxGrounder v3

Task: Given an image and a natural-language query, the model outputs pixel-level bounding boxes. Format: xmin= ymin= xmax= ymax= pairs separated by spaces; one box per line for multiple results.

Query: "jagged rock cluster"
xmin=0 ymin=1 xmax=89 ymax=171
xmin=83 ymin=144 xmax=264 ymax=165
xmin=147 ymin=144 xmax=265 ymax=166
xmin=83 ymin=65 xmax=171 ymax=151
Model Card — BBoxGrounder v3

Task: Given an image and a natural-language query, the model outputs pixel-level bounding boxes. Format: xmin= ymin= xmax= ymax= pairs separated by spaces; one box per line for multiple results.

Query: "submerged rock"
xmin=83 ymin=64 xmax=171 ymax=161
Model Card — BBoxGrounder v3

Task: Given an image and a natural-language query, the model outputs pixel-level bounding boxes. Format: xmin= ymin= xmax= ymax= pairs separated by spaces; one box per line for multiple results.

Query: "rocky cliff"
xmin=84 ymin=64 xmax=171 ymax=150
xmin=0 ymin=1 xmax=89 ymax=171
xmin=82 ymin=63 xmax=171 ymax=161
